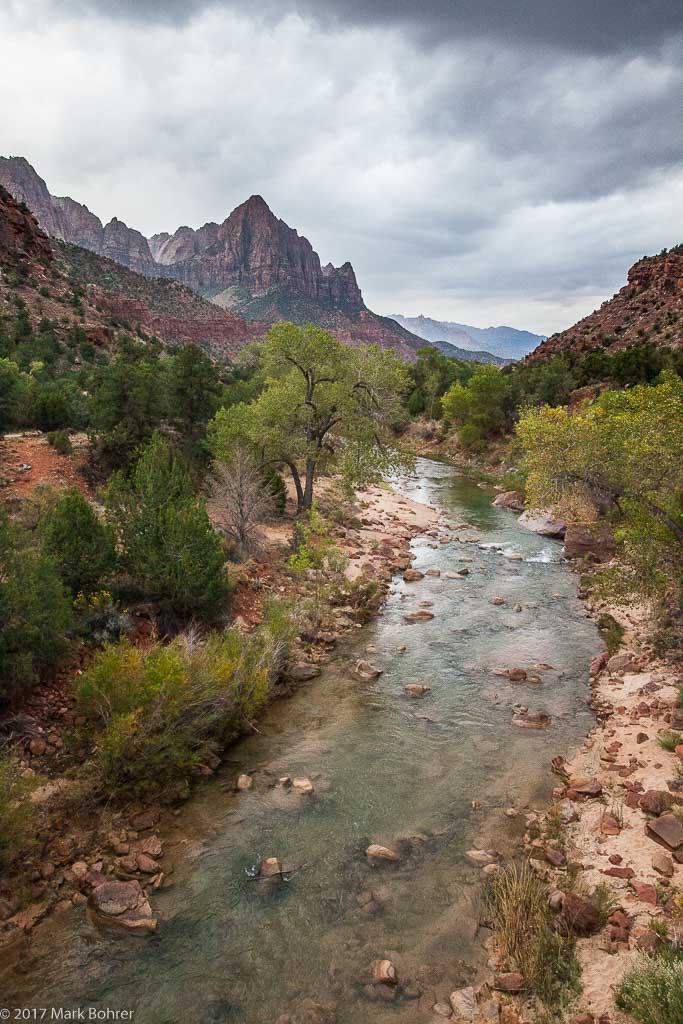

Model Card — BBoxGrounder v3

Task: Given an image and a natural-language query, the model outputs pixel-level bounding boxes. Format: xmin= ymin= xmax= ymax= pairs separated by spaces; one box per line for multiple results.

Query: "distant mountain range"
xmin=388 ymin=313 xmax=546 ymax=360
xmin=0 ymin=156 xmax=424 ymax=360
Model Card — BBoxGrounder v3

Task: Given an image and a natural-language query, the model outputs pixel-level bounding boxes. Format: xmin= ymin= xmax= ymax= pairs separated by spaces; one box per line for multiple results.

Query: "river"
xmin=2 ymin=459 xmax=600 ymax=1022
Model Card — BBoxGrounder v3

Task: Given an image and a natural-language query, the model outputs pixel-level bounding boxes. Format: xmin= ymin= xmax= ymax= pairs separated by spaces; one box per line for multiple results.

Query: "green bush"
xmin=0 ymin=512 xmax=72 ymax=701
xmin=77 ymin=618 xmax=288 ymax=796
xmin=46 ymin=429 xmax=72 ymax=455
xmin=0 ymin=753 xmax=39 ymax=867
xmin=106 ymin=433 xmax=229 ymax=624
xmin=41 ymin=488 xmax=116 ymax=597
xmin=616 ymin=950 xmax=683 ymax=1024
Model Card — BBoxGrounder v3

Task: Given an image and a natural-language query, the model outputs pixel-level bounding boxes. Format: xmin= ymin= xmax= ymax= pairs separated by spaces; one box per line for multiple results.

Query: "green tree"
xmin=89 ymin=344 xmax=165 ymax=467
xmin=210 ymin=323 xmax=411 ymax=511
xmin=166 ymin=344 xmax=222 ymax=459
xmin=0 ymin=358 xmax=27 ymax=431
xmin=106 ymin=434 xmax=229 ymax=624
xmin=517 ymin=373 xmax=683 ymax=611
xmin=407 ymin=346 xmax=474 ymax=420
xmin=40 ymin=488 xmax=116 ymax=597
xmin=441 ymin=364 xmax=515 ymax=448
xmin=0 ymin=512 xmax=72 ymax=701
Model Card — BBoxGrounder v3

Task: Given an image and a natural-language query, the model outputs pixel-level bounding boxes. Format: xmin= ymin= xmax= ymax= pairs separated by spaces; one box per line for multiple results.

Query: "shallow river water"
xmin=3 ymin=460 xmax=601 ymax=1023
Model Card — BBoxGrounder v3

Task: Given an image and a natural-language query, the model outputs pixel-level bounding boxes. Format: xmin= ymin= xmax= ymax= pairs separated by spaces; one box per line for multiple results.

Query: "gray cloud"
xmin=2 ymin=0 xmax=682 ymax=333
xmin=64 ymin=0 xmax=682 ymax=53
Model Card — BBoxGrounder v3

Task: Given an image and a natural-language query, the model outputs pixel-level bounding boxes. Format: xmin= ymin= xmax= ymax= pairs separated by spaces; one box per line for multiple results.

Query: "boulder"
xmin=425 ymin=568 xmax=441 ymax=577
xmin=403 ymin=568 xmax=424 ymax=582
xmin=517 ymin=510 xmax=565 ymax=538
xmin=292 ymin=777 xmax=314 ymax=795
xmin=236 ymin=774 xmax=253 ymax=791
xmin=492 ymin=491 xmax=525 ymax=512
xmin=512 ymin=711 xmax=551 ymax=730
xmin=567 ymin=777 xmax=602 ymax=798
xmin=646 ymin=813 xmax=683 ymax=851
xmin=449 ymin=986 xmax=476 ymax=1021
xmin=639 ymin=790 xmax=673 ymax=816
xmin=561 ymin=892 xmax=601 ymax=935
xmin=606 ymin=652 xmax=638 ymax=674
xmin=403 ymin=610 xmax=435 ymax=623
xmin=366 ymin=844 xmax=399 ymax=863
xmin=563 ymin=523 xmax=616 ymax=562
xmin=493 ymin=972 xmax=525 ymax=993
xmin=508 ymin=668 xmax=527 ymax=682
xmin=465 ymin=849 xmax=497 ymax=867
xmin=355 ymin=660 xmax=383 ymax=680
xmin=287 ymin=663 xmax=321 ymax=682
xmin=652 ymin=850 xmax=674 ymax=877
xmin=89 ymin=879 xmax=156 ymax=932
xmin=259 ymin=857 xmax=284 ymax=878
xmin=371 ymin=959 xmax=397 ymax=985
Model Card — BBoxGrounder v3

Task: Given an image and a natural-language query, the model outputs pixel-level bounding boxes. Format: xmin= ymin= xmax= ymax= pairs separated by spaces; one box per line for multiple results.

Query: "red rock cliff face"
xmin=528 ymin=248 xmax=683 ymax=362
xmin=0 ymin=157 xmax=155 ymax=276
xmin=157 ymin=195 xmax=365 ymax=315
xmin=0 ymin=185 xmax=52 ymax=267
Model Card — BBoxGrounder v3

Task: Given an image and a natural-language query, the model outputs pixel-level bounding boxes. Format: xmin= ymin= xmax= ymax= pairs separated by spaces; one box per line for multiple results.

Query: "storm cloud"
xmin=2 ymin=0 xmax=682 ymax=332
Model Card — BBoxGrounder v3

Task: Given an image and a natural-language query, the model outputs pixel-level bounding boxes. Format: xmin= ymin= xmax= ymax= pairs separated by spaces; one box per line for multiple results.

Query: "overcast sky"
xmin=2 ymin=0 xmax=682 ymax=333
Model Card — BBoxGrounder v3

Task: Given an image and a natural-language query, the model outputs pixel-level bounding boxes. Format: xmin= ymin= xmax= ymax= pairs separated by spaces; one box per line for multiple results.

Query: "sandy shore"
xmin=519 ymin=599 xmax=683 ymax=1023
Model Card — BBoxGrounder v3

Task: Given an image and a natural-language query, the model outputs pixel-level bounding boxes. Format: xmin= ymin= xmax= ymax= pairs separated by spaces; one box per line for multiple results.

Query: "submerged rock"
xmin=403 ymin=610 xmax=435 ymax=623
xmin=355 ymin=660 xmax=383 ymax=680
xmin=292 ymin=777 xmax=315 ymax=795
xmin=89 ymin=879 xmax=157 ymax=932
xmin=404 ymin=683 xmax=431 ymax=698
xmin=366 ymin=844 xmax=400 ymax=863
xmin=259 ymin=857 xmax=284 ymax=878
xmin=287 ymin=663 xmax=321 ymax=682
xmin=371 ymin=959 xmax=397 ymax=985
xmin=512 ymin=711 xmax=551 ymax=730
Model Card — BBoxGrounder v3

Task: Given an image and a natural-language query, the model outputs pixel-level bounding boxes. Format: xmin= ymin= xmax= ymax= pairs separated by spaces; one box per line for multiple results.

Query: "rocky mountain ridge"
xmin=528 ymin=247 xmax=683 ymax=362
xmin=0 ymin=156 xmax=423 ymax=359
xmin=0 ymin=184 xmax=265 ymax=361
xmin=389 ymin=312 xmax=545 ymax=360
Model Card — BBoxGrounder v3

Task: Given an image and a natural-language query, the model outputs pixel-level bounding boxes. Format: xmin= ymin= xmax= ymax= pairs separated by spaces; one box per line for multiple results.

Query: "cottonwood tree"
xmin=516 ymin=372 xmax=683 ymax=610
xmin=209 ymin=449 xmax=276 ymax=558
xmin=210 ymin=323 xmax=411 ymax=512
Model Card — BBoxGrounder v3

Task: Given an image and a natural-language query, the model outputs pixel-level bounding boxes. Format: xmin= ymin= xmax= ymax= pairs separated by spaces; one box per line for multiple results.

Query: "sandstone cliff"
xmin=0 ymin=184 xmax=52 ymax=269
xmin=528 ymin=247 xmax=683 ymax=362
xmin=0 ymin=156 xmax=155 ymax=275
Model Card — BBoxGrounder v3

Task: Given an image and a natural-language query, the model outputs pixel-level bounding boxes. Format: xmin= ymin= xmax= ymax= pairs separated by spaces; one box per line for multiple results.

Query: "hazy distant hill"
xmin=389 ymin=313 xmax=545 ymax=360
xmin=428 ymin=339 xmax=508 ymax=365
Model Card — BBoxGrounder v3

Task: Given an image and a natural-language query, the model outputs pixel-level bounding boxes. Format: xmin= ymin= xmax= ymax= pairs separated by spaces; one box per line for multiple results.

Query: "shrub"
xmin=484 ymin=861 xmax=580 ymax=1011
xmin=0 ymin=752 xmax=39 ymax=867
xmin=0 ymin=512 xmax=72 ymax=701
xmin=658 ymin=730 xmax=682 ymax=753
xmin=41 ymin=488 xmax=116 ymax=597
xmin=77 ymin=616 xmax=289 ymax=796
xmin=46 ymin=429 xmax=72 ymax=455
xmin=616 ymin=949 xmax=683 ymax=1024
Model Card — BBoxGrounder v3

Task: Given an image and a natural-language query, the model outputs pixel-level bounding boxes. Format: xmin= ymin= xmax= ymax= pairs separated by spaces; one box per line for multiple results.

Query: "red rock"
xmin=636 ymin=733 xmax=649 ymax=744
xmin=562 ymin=893 xmax=601 ymax=935
xmin=567 ymin=777 xmax=602 ymax=797
xmin=647 ymin=813 xmax=683 ymax=850
xmin=639 ymin=790 xmax=673 ymax=816
xmin=603 ymin=866 xmax=635 ymax=879
xmin=29 ymin=738 xmax=47 ymax=756
xmin=493 ymin=972 xmax=525 ymax=993
xmin=629 ymin=881 xmax=657 ymax=906
xmin=608 ymin=910 xmax=631 ymax=930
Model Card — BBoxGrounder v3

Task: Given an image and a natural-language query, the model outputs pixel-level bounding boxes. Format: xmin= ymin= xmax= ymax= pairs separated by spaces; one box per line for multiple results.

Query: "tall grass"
xmin=484 ymin=862 xmax=580 ymax=1014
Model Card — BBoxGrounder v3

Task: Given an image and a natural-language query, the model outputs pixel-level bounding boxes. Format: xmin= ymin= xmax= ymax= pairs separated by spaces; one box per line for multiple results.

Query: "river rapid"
xmin=2 ymin=460 xmax=601 ymax=1023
